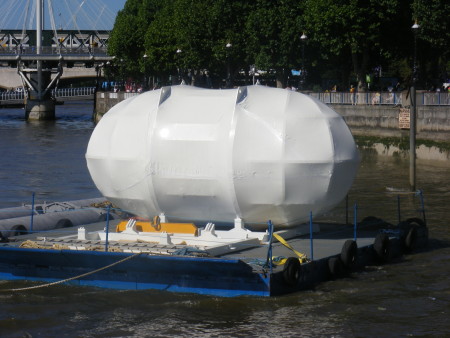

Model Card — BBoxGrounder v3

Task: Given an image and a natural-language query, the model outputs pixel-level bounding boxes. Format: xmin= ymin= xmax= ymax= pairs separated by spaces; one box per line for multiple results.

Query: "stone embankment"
xmin=332 ymin=105 xmax=450 ymax=142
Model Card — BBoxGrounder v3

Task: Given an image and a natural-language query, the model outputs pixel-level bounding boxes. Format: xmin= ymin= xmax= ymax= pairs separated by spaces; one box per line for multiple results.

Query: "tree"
xmin=108 ymin=0 xmax=161 ymax=80
xmin=109 ymin=0 xmax=446 ymax=91
xmin=143 ymin=0 xmax=252 ymax=87
xmin=412 ymin=0 xmax=450 ymax=88
xmin=245 ymin=0 xmax=304 ymax=88
xmin=303 ymin=0 xmax=400 ymax=91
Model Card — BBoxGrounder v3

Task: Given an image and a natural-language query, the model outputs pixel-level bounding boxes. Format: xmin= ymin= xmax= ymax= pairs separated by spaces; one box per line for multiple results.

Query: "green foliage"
xmin=109 ymin=0 xmax=448 ymax=89
xmin=412 ymin=0 xmax=450 ymax=86
xmin=245 ymin=0 xmax=304 ymax=87
xmin=108 ymin=0 xmax=163 ymax=78
xmin=303 ymin=0 xmax=401 ymax=90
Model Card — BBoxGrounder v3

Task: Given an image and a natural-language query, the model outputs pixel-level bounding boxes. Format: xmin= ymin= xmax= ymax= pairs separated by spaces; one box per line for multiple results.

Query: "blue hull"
xmin=0 ymin=247 xmax=271 ymax=297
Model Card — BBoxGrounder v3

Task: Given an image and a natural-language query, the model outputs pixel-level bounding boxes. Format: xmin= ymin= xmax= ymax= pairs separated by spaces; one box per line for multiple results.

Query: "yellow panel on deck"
xmin=116 ymin=217 xmax=198 ymax=236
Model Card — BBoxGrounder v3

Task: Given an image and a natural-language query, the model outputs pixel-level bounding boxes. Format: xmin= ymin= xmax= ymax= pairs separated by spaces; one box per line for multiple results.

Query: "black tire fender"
xmin=283 ymin=257 xmax=302 ymax=287
xmin=328 ymin=256 xmax=345 ymax=278
xmin=404 ymin=225 xmax=418 ymax=252
xmin=55 ymin=219 xmax=74 ymax=229
xmin=340 ymin=240 xmax=357 ymax=268
xmin=374 ymin=233 xmax=391 ymax=262
xmin=405 ymin=217 xmax=426 ymax=228
xmin=11 ymin=224 xmax=27 ymax=237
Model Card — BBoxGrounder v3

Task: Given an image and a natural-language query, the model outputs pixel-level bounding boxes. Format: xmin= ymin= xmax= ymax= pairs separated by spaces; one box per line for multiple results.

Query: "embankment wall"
xmin=95 ymin=92 xmax=450 ymax=142
xmin=331 ymin=105 xmax=450 ymax=142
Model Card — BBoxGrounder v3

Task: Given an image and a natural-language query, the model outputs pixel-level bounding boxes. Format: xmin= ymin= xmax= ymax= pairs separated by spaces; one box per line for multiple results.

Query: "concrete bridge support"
xmin=20 ymin=0 xmax=58 ymax=121
xmin=21 ymin=67 xmax=57 ymax=120
xmin=25 ymin=98 xmax=55 ymax=120
xmin=18 ymin=65 xmax=62 ymax=120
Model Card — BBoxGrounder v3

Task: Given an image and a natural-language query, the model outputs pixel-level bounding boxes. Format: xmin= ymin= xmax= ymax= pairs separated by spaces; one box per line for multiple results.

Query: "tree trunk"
xmin=351 ymin=47 xmax=370 ymax=92
xmin=276 ymin=69 xmax=287 ymax=88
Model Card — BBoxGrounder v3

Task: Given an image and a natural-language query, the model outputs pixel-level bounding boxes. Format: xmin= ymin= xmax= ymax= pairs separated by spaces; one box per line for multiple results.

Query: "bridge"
xmin=0 ymin=0 xmax=119 ymax=120
xmin=0 ymin=67 xmax=98 ymax=90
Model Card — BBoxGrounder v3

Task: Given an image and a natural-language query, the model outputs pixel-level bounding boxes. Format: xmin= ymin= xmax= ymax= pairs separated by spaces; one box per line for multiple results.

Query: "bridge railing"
xmin=0 ymin=87 xmax=95 ymax=102
xmin=0 ymin=91 xmax=24 ymax=101
xmin=0 ymin=46 xmax=108 ymax=56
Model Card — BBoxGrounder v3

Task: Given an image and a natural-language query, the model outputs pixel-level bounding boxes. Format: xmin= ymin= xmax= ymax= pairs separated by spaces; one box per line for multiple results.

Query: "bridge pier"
xmin=25 ymin=99 xmax=55 ymax=120
xmin=21 ymin=67 xmax=59 ymax=120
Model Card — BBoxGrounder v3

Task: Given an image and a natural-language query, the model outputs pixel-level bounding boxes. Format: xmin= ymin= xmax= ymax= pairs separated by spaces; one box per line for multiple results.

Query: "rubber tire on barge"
xmin=374 ymin=233 xmax=391 ymax=263
xmin=328 ymin=256 xmax=345 ymax=279
xmin=399 ymin=217 xmax=427 ymax=253
xmin=340 ymin=239 xmax=357 ymax=268
xmin=283 ymin=257 xmax=302 ymax=286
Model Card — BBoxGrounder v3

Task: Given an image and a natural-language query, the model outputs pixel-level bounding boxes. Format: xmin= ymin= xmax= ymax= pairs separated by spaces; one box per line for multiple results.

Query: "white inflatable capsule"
xmin=86 ymin=85 xmax=359 ymax=226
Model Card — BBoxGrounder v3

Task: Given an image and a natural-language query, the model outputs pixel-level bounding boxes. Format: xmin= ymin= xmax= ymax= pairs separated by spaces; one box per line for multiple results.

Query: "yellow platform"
xmin=116 ymin=216 xmax=198 ymax=236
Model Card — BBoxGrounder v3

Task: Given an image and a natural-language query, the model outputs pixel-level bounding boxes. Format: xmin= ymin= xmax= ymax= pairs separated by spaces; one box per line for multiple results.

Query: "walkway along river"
xmin=0 ymin=101 xmax=449 ymax=336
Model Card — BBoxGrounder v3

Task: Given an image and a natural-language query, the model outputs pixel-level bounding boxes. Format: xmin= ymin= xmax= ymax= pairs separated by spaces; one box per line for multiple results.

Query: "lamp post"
xmin=410 ymin=21 xmax=419 ymax=191
xmin=300 ymin=33 xmax=307 ymax=90
xmin=176 ymin=48 xmax=182 ymax=84
xmin=119 ymin=58 xmax=124 ymax=91
xmin=226 ymin=42 xmax=232 ymax=88
xmin=143 ymin=53 xmax=148 ymax=90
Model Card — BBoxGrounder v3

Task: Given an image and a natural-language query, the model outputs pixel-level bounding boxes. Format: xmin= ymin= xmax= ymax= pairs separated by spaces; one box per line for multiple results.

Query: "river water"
xmin=0 ymin=102 xmax=449 ymax=337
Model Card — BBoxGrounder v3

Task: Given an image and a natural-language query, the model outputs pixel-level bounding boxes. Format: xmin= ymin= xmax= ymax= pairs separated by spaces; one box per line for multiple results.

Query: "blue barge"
xmin=0 ymin=247 xmax=270 ymax=297
xmin=0 ymin=213 xmax=428 ymax=297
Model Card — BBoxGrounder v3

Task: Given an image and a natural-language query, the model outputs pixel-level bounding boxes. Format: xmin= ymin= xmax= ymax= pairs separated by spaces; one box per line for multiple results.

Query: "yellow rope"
xmin=20 ymin=240 xmax=70 ymax=250
xmin=0 ymin=252 xmax=141 ymax=292
xmin=272 ymin=233 xmax=308 ymax=264
xmin=19 ymin=240 xmax=122 ymax=252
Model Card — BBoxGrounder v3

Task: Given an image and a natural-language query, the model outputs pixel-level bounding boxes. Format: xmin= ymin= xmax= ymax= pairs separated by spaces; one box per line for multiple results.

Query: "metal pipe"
xmin=266 ymin=220 xmax=274 ymax=274
xmin=410 ymin=84 xmax=416 ymax=191
xmin=30 ymin=192 xmax=35 ymax=233
xmin=104 ymin=205 xmax=110 ymax=252
xmin=410 ymin=22 xmax=419 ymax=191
xmin=353 ymin=203 xmax=357 ymax=242
xmin=36 ymin=0 xmax=43 ymax=100
xmin=309 ymin=211 xmax=314 ymax=261
xmin=345 ymin=194 xmax=349 ymax=224
xmin=418 ymin=190 xmax=427 ymax=226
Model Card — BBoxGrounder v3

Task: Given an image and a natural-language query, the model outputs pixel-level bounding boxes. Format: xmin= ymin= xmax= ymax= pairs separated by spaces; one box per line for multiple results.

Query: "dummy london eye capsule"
xmin=86 ymin=85 xmax=359 ymax=227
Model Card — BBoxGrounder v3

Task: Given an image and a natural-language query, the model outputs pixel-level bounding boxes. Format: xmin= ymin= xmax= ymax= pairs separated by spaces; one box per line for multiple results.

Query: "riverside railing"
xmin=3 ymin=88 xmax=449 ymax=106
xmin=309 ymin=91 xmax=450 ymax=106
xmin=53 ymin=87 xmax=96 ymax=98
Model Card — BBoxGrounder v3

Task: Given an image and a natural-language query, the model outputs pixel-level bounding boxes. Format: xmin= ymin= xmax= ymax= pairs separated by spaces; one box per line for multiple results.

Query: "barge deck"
xmin=0 ymin=214 xmax=428 ymax=297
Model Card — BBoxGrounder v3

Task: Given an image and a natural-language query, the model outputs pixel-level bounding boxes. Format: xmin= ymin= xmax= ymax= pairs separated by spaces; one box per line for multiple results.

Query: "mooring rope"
xmin=0 ymin=252 xmax=142 ymax=292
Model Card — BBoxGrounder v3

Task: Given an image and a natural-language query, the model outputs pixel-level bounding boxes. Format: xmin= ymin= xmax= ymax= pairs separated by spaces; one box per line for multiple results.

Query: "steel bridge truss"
xmin=0 ymin=30 xmax=109 ymax=53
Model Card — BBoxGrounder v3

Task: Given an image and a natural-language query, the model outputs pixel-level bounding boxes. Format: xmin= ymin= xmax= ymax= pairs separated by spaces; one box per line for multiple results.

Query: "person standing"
xmin=350 ymin=85 xmax=356 ymax=105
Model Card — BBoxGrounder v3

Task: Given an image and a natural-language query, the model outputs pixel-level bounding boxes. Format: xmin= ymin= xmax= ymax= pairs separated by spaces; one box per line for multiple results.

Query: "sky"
xmin=0 ymin=0 xmax=127 ymax=31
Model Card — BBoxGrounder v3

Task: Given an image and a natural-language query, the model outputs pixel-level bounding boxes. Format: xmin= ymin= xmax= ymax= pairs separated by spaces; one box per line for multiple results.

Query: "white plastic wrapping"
xmin=86 ymin=85 xmax=359 ymax=226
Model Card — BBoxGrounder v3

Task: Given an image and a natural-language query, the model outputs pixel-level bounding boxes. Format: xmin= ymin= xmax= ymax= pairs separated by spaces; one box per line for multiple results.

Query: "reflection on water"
xmin=0 ymin=103 xmax=99 ymax=207
xmin=0 ymin=103 xmax=449 ymax=337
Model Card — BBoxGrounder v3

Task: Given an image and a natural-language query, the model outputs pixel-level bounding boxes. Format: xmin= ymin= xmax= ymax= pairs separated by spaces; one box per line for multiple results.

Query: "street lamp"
xmin=300 ymin=33 xmax=307 ymax=90
xmin=143 ymin=53 xmax=148 ymax=90
xmin=176 ymin=48 xmax=182 ymax=84
xmin=226 ymin=42 xmax=232 ymax=88
xmin=410 ymin=21 xmax=419 ymax=191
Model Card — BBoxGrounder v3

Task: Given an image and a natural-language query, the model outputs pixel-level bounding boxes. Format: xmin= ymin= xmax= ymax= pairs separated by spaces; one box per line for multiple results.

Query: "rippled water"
xmin=0 ymin=103 xmax=449 ymax=337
